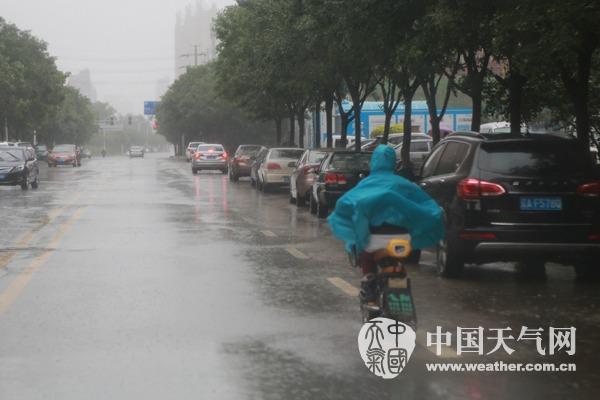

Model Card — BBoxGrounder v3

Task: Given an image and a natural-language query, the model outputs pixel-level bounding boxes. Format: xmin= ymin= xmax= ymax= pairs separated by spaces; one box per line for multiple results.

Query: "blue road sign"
xmin=144 ymin=101 xmax=160 ymax=115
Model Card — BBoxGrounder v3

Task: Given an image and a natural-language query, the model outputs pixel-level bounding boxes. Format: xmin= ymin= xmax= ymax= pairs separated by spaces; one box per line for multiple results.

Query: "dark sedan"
xmin=290 ymin=148 xmax=331 ymax=206
xmin=0 ymin=146 xmax=39 ymax=190
xmin=310 ymin=151 xmax=372 ymax=218
xmin=229 ymin=145 xmax=264 ymax=182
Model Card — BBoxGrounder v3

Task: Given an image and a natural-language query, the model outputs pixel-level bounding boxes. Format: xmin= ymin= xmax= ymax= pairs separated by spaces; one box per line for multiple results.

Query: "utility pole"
xmin=194 ymin=45 xmax=199 ymax=67
xmin=4 ymin=117 xmax=8 ymax=142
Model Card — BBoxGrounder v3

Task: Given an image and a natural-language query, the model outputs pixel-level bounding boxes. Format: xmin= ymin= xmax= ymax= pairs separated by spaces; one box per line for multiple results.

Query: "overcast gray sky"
xmin=0 ymin=0 xmax=234 ymax=114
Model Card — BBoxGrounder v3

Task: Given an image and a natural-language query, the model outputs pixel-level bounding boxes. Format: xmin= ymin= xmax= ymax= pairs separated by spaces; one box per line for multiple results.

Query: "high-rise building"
xmin=175 ymin=1 xmax=219 ymax=78
xmin=67 ymin=69 xmax=97 ymax=102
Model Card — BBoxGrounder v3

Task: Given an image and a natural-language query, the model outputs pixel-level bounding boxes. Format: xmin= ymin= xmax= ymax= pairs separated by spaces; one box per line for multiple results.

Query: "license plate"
xmin=283 ymin=176 xmax=290 ymax=183
xmin=520 ymin=197 xmax=562 ymax=211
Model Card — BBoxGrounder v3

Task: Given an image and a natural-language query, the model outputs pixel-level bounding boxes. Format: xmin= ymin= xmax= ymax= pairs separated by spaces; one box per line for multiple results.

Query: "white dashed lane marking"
xmin=285 ymin=246 xmax=310 ymax=260
xmin=261 ymin=230 xmax=277 ymax=238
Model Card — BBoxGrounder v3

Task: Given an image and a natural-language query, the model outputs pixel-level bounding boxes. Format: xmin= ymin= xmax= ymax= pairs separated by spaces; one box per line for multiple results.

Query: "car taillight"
xmin=577 ymin=181 xmax=600 ymax=197
xmin=457 ymin=178 xmax=505 ymax=200
xmin=267 ymin=162 xmax=281 ymax=170
xmin=194 ymin=152 xmax=200 ymax=160
xmin=459 ymin=232 xmax=497 ymax=240
xmin=222 ymin=152 xmax=228 ymax=159
xmin=325 ymin=172 xmax=347 ymax=185
xmin=589 ymin=234 xmax=600 ymax=241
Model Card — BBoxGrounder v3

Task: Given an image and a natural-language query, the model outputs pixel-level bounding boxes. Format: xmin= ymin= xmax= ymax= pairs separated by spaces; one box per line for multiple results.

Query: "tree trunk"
xmin=325 ymin=95 xmax=333 ymax=148
xmin=314 ymin=101 xmax=321 ymax=149
xmin=340 ymin=114 xmax=348 ymax=147
xmin=289 ymin=114 xmax=296 ymax=145
xmin=471 ymin=88 xmax=483 ymax=132
xmin=430 ymin=116 xmax=441 ymax=145
xmin=275 ymin=118 xmax=282 ymax=145
xmin=382 ymin=112 xmax=393 ymax=145
xmin=508 ymin=74 xmax=525 ymax=136
xmin=297 ymin=109 xmax=305 ymax=148
xmin=401 ymin=96 xmax=413 ymax=168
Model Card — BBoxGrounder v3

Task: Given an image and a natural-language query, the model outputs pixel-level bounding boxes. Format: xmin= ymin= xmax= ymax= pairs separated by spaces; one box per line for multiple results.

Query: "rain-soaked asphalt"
xmin=0 ymin=153 xmax=599 ymax=400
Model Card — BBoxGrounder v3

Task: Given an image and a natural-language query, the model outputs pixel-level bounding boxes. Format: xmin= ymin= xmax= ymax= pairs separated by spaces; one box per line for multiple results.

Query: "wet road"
xmin=1 ymin=154 xmax=599 ymax=399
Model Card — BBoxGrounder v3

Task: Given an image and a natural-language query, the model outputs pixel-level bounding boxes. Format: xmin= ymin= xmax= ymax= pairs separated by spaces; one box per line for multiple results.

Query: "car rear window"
xmin=236 ymin=145 xmax=261 ymax=155
xmin=308 ymin=151 xmax=328 ymax=163
xmin=53 ymin=145 xmax=74 ymax=152
xmin=479 ymin=141 xmax=592 ymax=177
xmin=411 ymin=141 xmax=430 ymax=152
xmin=328 ymin=153 xmax=371 ymax=171
xmin=270 ymin=149 xmax=304 ymax=159
xmin=0 ymin=149 xmax=24 ymax=161
xmin=198 ymin=145 xmax=224 ymax=152
xmin=188 ymin=142 xmax=202 ymax=148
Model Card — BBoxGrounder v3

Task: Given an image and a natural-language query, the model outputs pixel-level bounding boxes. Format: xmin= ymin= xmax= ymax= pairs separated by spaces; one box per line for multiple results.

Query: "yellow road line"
xmin=0 ymin=194 xmax=82 ymax=271
xmin=0 ymin=207 xmax=86 ymax=316
xmin=327 ymin=277 xmax=360 ymax=297
xmin=285 ymin=246 xmax=309 ymax=260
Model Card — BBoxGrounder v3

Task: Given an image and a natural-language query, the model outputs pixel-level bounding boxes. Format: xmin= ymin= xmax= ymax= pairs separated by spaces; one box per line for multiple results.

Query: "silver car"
xmin=393 ymin=136 xmax=433 ymax=173
xmin=191 ymin=144 xmax=228 ymax=174
xmin=257 ymin=148 xmax=305 ymax=192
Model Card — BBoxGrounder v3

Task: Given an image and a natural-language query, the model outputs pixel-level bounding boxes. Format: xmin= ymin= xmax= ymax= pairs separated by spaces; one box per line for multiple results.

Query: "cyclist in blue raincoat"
xmin=328 ymin=145 xmax=444 ymax=301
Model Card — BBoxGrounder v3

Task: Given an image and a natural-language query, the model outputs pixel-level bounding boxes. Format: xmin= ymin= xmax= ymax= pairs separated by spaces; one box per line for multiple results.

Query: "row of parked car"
xmin=0 ymin=142 xmax=89 ymax=191
xmin=185 ymin=130 xmax=600 ymax=280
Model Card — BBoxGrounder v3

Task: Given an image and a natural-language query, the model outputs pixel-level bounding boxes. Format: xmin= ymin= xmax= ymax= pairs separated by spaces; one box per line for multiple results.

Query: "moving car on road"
xmin=418 ymin=132 xmax=600 ymax=279
xmin=0 ymin=146 xmax=39 ymax=190
xmin=129 ymin=146 xmax=145 ymax=158
xmin=186 ymin=141 xmax=205 ymax=161
xmin=256 ymin=148 xmax=304 ymax=192
xmin=48 ymin=144 xmax=81 ymax=167
xmin=310 ymin=151 xmax=372 ymax=218
xmin=290 ymin=148 xmax=331 ymax=206
xmin=191 ymin=144 xmax=228 ymax=174
xmin=229 ymin=145 xmax=264 ymax=182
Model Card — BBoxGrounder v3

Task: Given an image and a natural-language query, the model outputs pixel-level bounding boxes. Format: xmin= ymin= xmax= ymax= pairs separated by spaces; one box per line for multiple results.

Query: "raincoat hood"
xmin=328 ymin=146 xmax=444 ymax=254
xmin=370 ymin=145 xmax=397 ymax=173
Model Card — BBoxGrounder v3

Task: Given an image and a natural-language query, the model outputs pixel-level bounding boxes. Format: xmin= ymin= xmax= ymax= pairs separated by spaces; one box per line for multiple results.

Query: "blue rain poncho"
xmin=328 ymin=145 xmax=445 ymax=253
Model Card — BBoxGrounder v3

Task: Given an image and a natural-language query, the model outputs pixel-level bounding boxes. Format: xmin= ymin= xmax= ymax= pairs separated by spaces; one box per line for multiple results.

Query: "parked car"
xmin=346 ymin=139 xmax=375 ymax=151
xmin=363 ymin=133 xmax=430 ymax=152
xmin=229 ymin=145 xmax=264 ymax=182
xmin=191 ymin=144 xmax=228 ymax=174
xmin=393 ymin=135 xmax=433 ymax=174
xmin=48 ymin=144 xmax=81 ymax=167
xmin=250 ymin=147 xmax=269 ymax=187
xmin=186 ymin=141 xmax=205 ymax=161
xmin=35 ymin=144 xmax=49 ymax=160
xmin=256 ymin=148 xmax=304 ymax=192
xmin=290 ymin=149 xmax=331 ymax=206
xmin=129 ymin=146 xmax=145 ymax=158
xmin=0 ymin=146 xmax=39 ymax=190
xmin=310 ymin=151 xmax=372 ymax=218
xmin=417 ymin=132 xmax=600 ymax=279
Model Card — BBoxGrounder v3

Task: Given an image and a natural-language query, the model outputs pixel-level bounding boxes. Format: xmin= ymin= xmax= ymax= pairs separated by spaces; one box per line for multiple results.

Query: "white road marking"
xmin=261 ymin=230 xmax=277 ymax=237
xmin=285 ymin=246 xmax=309 ymax=260
xmin=327 ymin=277 xmax=360 ymax=297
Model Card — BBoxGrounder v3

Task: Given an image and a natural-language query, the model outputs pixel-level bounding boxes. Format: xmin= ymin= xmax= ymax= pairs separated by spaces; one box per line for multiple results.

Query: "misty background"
xmin=0 ymin=0 xmax=234 ymax=114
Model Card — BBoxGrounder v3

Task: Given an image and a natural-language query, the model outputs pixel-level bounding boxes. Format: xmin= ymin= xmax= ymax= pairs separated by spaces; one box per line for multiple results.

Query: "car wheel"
xmin=31 ymin=177 xmax=39 ymax=189
xmin=21 ymin=174 xmax=29 ymax=191
xmin=309 ymin=193 xmax=317 ymax=214
xmin=192 ymin=168 xmax=198 ymax=175
xmin=221 ymin=169 xmax=227 ymax=174
xmin=574 ymin=259 xmax=599 ymax=281
xmin=250 ymin=177 xmax=256 ymax=187
xmin=317 ymin=198 xmax=328 ymax=219
xmin=261 ymin=182 xmax=269 ymax=193
xmin=72 ymin=161 xmax=77 ymax=168
xmin=436 ymin=237 xmax=464 ymax=278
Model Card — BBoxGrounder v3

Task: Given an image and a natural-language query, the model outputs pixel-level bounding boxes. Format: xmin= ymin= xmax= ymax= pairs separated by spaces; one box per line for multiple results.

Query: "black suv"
xmin=418 ymin=132 xmax=600 ymax=278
